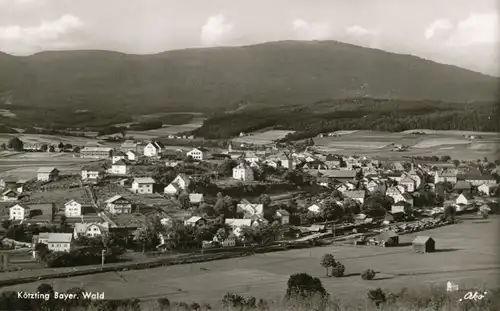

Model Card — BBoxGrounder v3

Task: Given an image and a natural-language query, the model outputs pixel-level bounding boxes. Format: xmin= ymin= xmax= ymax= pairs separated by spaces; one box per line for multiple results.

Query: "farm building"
xmin=47 ymin=233 xmax=74 ymax=253
xmin=186 ymin=148 xmax=207 ymax=161
xmin=464 ymin=174 xmax=497 ymax=186
xmin=377 ymin=230 xmax=399 ymax=246
xmin=73 ymin=222 xmax=109 ymax=239
xmin=120 ymin=140 xmax=140 ymax=153
xmin=412 ymin=236 xmax=435 ymax=253
xmin=344 ymin=190 xmax=366 ymax=204
xmin=2 ymin=189 xmax=19 ymax=202
xmin=9 ymin=204 xmax=29 ymax=220
xmin=80 ymin=147 xmax=113 ymax=159
xmin=111 ymin=160 xmax=129 ymax=175
xmin=164 ymin=174 xmax=191 ymax=195
xmin=37 ymin=167 xmax=59 ymax=182
xmin=232 ymin=162 xmax=254 ymax=181
xmin=275 ymin=209 xmax=290 ymax=225
xmin=434 ymin=170 xmax=458 ymax=184
xmin=111 ymin=150 xmax=127 ymax=164
xmin=105 ymin=195 xmax=132 ymax=214
xmin=453 ymin=181 xmax=472 ymax=193
xmin=64 ymin=200 xmax=83 ymax=217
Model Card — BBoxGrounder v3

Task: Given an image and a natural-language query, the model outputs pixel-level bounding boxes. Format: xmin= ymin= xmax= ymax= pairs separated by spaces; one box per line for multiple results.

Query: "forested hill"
xmin=193 ymin=99 xmax=500 ymax=139
xmin=0 ymin=40 xmax=498 ymax=120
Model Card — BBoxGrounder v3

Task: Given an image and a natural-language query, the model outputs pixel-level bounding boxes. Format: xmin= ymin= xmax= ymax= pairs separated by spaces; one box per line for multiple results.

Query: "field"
xmin=313 ymin=130 xmax=500 ymax=161
xmin=0 ymin=133 xmax=101 ymax=146
xmin=232 ymin=130 xmax=296 ymax=146
xmin=3 ymin=217 xmax=498 ymax=306
xmin=0 ymin=152 xmax=102 ymax=180
xmin=124 ymin=114 xmax=205 ymax=140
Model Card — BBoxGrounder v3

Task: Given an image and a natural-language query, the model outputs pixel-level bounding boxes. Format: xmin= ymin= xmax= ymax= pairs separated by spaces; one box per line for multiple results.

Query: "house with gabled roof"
xmin=47 ymin=233 xmax=74 ymax=253
xmin=111 ymin=159 xmax=129 ymax=175
xmin=184 ymin=216 xmax=206 ymax=228
xmin=400 ymin=175 xmax=416 ymax=192
xmin=74 ymin=222 xmax=109 ymax=239
xmin=64 ymin=200 xmax=83 ymax=217
xmin=105 ymin=195 xmax=132 ymax=214
xmin=189 ymin=193 xmax=204 ymax=206
xmin=308 ymin=204 xmax=321 ymax=214
xmin=112 ymin=150 xmax=127 ymax=164
xmin=344 ymin=190 xmax=366 ymax=204
xmin=434 ymin=169 xmax=458 ymax=184
xmin=237 ymin=200 xmax=264 ymax=217
xmin=81 ymin=164 xmax=104 ymax=181
xmin=321 ymin=170 xmax=356 ymax=183
xmin=126 ymin=150 xmax=138 ymax=161
xmin=232 ymin=162 xmax=254 ymax=181
xmin=456 ymin=193 xmax=474 ymax=206
xmin=37 ymin=167 xmax=59 ymax=182
xmin=275 ymin=209 xmax=290 ymax=225
xmin=144 ymin=141 xmax=163 ymax=158
xmin=9 ymin=204 xmax=29 ymax=220
xmin=164 ymin=174 xmax=190 ymax=195
xmin=186 ymin=148 xmax=206 ymax=161
xmin=132 ymin=177 xmax=155 ymax=194
xmin=2 ymin=189 xmax=19 ymax=202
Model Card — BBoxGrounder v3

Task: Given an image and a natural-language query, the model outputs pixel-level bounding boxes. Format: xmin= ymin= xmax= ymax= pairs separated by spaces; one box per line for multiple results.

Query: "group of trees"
xmin=320 ymin=254 xmax=345 ymax=277
xmin=0 ymin=137 xmax=81 ymax=153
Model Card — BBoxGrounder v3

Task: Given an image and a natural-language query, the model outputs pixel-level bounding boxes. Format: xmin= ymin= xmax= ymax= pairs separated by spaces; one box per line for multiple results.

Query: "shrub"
xmin=331 ymin=263 xmax=345 ymax=278
xmin=361 ymin=269 xmax=376 ymax=280
xmin=286 ymin=273 xmax=327 ymax=299
xmin=367 ymin=288 xmax=387 ymax=307
xmin=157 ymin=297 xmax=171 ymax=310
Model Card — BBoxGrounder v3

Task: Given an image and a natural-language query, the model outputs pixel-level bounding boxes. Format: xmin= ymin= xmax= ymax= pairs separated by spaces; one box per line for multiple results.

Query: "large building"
xmin=80 ymin=147 xmax=113 ymax=159
xmin=232 ymin=163 xmax=254 ymax=181
xmin=37 ymin=167 xmax=59 ymax=182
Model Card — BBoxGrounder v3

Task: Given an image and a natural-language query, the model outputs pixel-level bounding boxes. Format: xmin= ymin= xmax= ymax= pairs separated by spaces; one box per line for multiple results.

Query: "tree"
xmin=452 ymin=159 xmax=460 ymax=168
xmin=0 ymin=143 xmax=5 ymax=150
xmin=58 ymin=142 xmax=65 ymax=149
xmin=40 ymin=144 xmax=48 ymax=152
xmin=258 ymin=194 xmax=272 ymax=208
xmin=7 ymin=137 xmax=23 ymax=151
xmin=444 ymin=205 xmax=456 ymax=222
xmin=37 ymin=283 xmax=54 ymax=298
xmin=217 ymin=159 xmax=237 ymax=177
xmin=331 ymin=262 xmax=345 ymax=277
xmin=286 ymin=273 xmax=327 ymax=300
xmin=64 ymin=143 xmax=73 ymax=150
xmin=320 ymin=254 xmax=336 ymax=276
xmin=440 ymin=155 xmax=451 ymax=162
xmin=361 ymin=269 xmax=376 ymax=280
xmin=178 ymin=192 xmax=190 ymax=209
xmin=157 ymin=297 xmax=171 ymax=310
xmin=73 ymin=146 xmax=81 ymax=153
xmin=1 ymin=219 xmax=12 ymax=230
xmin=48 ymin=145 xmax=55 ymax=153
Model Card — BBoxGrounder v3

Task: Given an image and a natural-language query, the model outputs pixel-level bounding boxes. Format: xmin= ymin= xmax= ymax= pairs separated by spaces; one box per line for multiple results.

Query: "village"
xmin=0 ymin=134 xmax=497 ymax=273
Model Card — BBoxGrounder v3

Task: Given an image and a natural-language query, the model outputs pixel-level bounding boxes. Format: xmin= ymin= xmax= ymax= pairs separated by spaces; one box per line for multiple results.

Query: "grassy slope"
xmin=0 ymin=41 xmax=498 ymax=129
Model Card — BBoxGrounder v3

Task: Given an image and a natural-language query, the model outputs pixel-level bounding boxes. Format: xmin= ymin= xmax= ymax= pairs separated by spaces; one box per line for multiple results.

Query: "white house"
xmin=232 ymin=162 xmax=254 ymax=181
xmin=164 ymin=174 xmax=190 ymax=195
xmin=184 ymin=216 xmax=206 ymax=228
xmin=81 ymin=167 xmax=103 ymax=181
xmin=478 ymin=183 xmax=493 ymax=196
xmin=64 ymin=200 xmax=82 ymax=217
xmin=308 ymin=204 xmax=321 ymax=214
xmin=111 ymin=160 xmax=128 ymax=175
xmin=112 ymin=151 xmax=127 ymax=164
xmin=189 ymin=193 xmax=204 ymax=205
xmin=275 ymin=209 xmax=290 ymax=225
xmin=132 ymin=177 xmax=155 ymax=194
xmin=434 ymin=170 xmax=458 ymax=184
xmin=2 ymin=189 xmax=19 ymax=202
xmin=144 ymin=141 xmax=163 ymax=158
xmin=126 ymin=150 xmax=138 ymax=161
xmin=105 ymin=195 xmax=132 ymax=214
xmin=187 ymin=148 xmax=206 ymax=161
xmin=73 ymin=223 xmax=109 ymax=239
xmin=9 ymin=204 xmax=29 ymax=220
xmin=37 ymin=167 xmax=59 ymax=182
xmin=456 ymin=193 xmax=474 ymax=205
xmin=47 ymin=233 xmax=74 ymax=253
xmin=400 ymin=175 xmax=416 ymax=192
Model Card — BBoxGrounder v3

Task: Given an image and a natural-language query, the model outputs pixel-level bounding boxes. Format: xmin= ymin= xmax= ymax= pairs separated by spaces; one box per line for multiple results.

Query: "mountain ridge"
xmin=0 ymin=40 xmax=498 ymax=124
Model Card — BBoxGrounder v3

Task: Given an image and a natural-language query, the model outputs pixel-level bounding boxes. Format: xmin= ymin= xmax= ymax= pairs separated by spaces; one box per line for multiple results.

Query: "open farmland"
xmin=24 ymin=187 xmax=92 ymax=208
xmin=0 ymin=152 xmax=102 ymax=180
xmin=0 ymin=134 xmax=101 ymax=146
xmin=3 ymin=217 xmax=498 ymax=307
xmin=232 ymin=130 xmax=296 ymax=146
xmin=313 ymin=130 xmax=499 ymax=161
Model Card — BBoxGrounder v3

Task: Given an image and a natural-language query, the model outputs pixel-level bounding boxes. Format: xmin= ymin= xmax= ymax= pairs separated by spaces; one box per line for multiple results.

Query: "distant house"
xmin=9 ymin=204 xmax=29 ymax=220
xmin=47 ymin=233 xmax=74 ymax=253
xmin=275 ymin=209 xmax=290 ymax=225
xmin=464 ymin=174 xmax=497 ymax=186
xmin=81 ymin=165 xmax=104 ymax=181
xmin=37 ymin=167 xmax=59 ymax=182
xmin=344 ymin=190 xmax=366 ymax=204
xmin=132 ymin=177 xmax=155 ymax=194
xmin=279 ymin=154 xmax=295 ymax=169
xmin=263 ymin=159 xmax=279 ymax=169
xmin=412 ymin=236 xmax=435 ymax=253
xmin=187 ymin=148 xmax=206 ymax=161
xmin=120 ymin=140 xmax=139 ymax=153
xmin=308 ymin=204 xmax=321 ymax=214
xmin=105 ymin=195 xmax=132 ymax=214
xmin=2 ymin=189 xmax=19 ymax=202
xmin=221 ymin=234 xmax=237 ymax=247
xmin=80 ymin=147 xmax=113 ymax=159
xmin=478 ymin=183 xmax=494 ymax=196
xmin=377 ymin=230 xmax=399 ymax=246
xmin=64 ymin=200 xmax=83 ymax=217
xmin=321 ymin=170 xmax=357 ymax=183
xmin=244 ymin=152 xmax=260 ymax=164
xmin=73 ymin=222 xmax=109 ymax=239
xmin=365 ymin=180 xmax=380 ymax=193
xmin=434 ymin=170 xmax=457 ymax=184
xmin=184 ymin=216 xmax=206 ymax=228
xmin=232 ymin=162 xmax=254 ymax=181
xmin=164 ymin=174 xmax=190 ymax=195
xmin=225 ymin=218 xmax=253 ymax=231
xmin=400 ymin=175 xmax=416 ymax=192
xmin=111 ymin=160 xmax=129 ymax=175
xmin=453 ymin=181 xmax=472 ymax=193
xmin=126 ymin=150 xmax=138 ymax=162
xmin=111 ymin=150 xmax=127 ymax=164
xmin=0 ymin=176 xmax=18 ymax=190
xmin=189 ymin=193 xmax=204 ymax=206
xmin=144 ymin=141 xmax=163 ymax=158
xmin=237 ymin=201 xmax=264 ymax=217
xmin=391 ymin=201 xmax=411 ymax=214
xmin=324 ymin=154 xmax=343 ymax=168
xmin=456 ymin=193 xmax=474 ymax=205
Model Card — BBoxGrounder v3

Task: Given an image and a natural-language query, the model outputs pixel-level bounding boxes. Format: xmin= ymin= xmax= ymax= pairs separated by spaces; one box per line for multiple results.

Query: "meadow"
xmin=313 ymin=130 xmax=499 ymax=161
xmin=0 ymin=152 xmax=101 ymax=180
xmin=232 ymin=130 xmax=296 ymax=146
xmin=3 ymin=217 xmax=498 ymax=307
xmin=0 ymin=134 xmax=100 ymax=146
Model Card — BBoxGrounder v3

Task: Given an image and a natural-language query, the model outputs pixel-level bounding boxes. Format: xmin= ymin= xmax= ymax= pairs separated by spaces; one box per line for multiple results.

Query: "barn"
xmin=377 ymin=230 xmax=399 ymax=246
xmin=412 ymin=236 xmax=435 ymax=253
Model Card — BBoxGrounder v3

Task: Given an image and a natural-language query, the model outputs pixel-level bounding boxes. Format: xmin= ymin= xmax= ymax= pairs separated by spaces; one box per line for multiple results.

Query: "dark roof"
xmin=454 ymin=181 xmax=472 ymax=190
xmin=321 ymin=170 xmax=356 ymax=179
xmin=412 ymin=236 xmax=434 ymax=245
xmin=465 ymin=174 xmax=495 ymax=181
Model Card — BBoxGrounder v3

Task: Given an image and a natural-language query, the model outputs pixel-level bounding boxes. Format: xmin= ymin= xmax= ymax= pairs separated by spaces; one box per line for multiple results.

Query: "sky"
xmin=0 ymin=0 xmax=498 ymax=76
